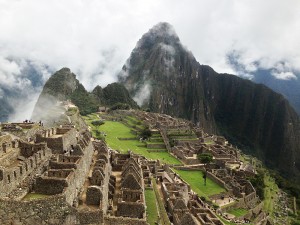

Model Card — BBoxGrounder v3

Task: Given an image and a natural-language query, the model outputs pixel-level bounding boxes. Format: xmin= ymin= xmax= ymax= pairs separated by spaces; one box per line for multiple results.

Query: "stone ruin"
xmin=0 ymin=111 xmax=269 ymax=224
xmin=0 ymin=122 xmax=151 ymax=225
xmin=133 ymin=110 xmax=266 ymax=224
xmin=157 ymin=166 xmax=224 ymax=225
xmin=0 ymin=133 xmax=52 ymax=199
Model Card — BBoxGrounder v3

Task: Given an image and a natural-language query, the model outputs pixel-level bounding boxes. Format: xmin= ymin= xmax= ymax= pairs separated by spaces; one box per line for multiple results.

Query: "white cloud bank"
xmin=0 ymin=0 xmax=300 ymax=120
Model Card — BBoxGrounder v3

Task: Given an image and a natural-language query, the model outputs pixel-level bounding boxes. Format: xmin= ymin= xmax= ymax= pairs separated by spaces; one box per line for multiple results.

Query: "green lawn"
xmin=173 ymin=169 xmax=226 ymax=199
xmin=87 ymin=119 xmax=181 ymax=165
xmin=145 ymin=189 xmax=159 ymax=225
xmin=23 ymin=193 xmax=49 ymax=200
xmin=227 ymin=208 xmax=248 ymax=217
xmin=152 ymin=178 xmax=171 ymax=225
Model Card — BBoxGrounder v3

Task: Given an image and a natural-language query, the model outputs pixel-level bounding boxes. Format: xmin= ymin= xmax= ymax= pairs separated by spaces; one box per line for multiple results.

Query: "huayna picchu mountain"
xmin=119 ymin=22 xmax=300 ymax=180
xmin=32 ymin=68 xmax=138 ymax=123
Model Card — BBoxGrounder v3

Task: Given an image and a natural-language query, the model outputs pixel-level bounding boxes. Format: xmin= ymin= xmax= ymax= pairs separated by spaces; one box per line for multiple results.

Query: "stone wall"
xmin=117 ymin=202 xmax=145 ymax=218
xmin=104 ymin=216 xmax=148 ymax=225
xmin=0 ymin=134 xmax=12 ymax=155
xmin=0 ymin=195 xmax=109 ymax=225
xmin=0 ymin=195 xmax=74 ymax=225
xmin=76 ymin=209 xmax=103 ymax=225
xmin=36 ymin=128 xmax=77 ymax=154
xmin=64 ymin=140 xmax=94 ymax=205
xmin=146 ymin=143 xmax=166 ymax=149
xmin=0 ymin=147 xmax=52 ymax=197
xmin=34 ymin=140 xmax=94 ymax=205
xmin=207 ymin=171 xmax=227 ymax=190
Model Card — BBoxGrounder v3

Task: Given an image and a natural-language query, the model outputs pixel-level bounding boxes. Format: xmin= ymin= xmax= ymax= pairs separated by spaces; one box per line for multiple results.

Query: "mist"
xmin=1 ymin=0 xmax=300 ymax=121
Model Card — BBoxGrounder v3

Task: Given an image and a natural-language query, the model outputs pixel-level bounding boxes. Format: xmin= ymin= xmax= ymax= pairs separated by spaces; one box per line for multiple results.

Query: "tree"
xmin=140 ymin=127 xmax=152 ymax=140
xmin=91 ymin=120 xmax=105 ymax=126
xmin=197 ymin=153 xmax=213 ymax=186
xmin=197 ymin=153 xmax=213 ymax=164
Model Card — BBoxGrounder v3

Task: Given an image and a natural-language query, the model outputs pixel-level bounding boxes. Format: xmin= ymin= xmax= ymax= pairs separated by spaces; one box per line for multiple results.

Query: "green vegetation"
xmin=197 ymin=153 xmax=213 ymax=164
xmin=84 ymin=115 xmax=181 ymax=165
xmin=263 ymin=173 xmax=279 ymax=215
xmin=140 ymin=127 xmax=152 ymax=139
xmin=173 ymin=169 xmax=226 ymax=199
xmin=93 ymin=82 xmax=139 ymax=109
xmin=66 ymin=107 xmax=78 ymax=116
xmin=70 ymin=83 xmax=99 ymax=115
xmin=145 ymin=189 xmax=159 ymax=225
xmin=249 ymin=169 xmax=265 ymax=200
xmin=216 ymin=215 xmax=238 ymax=225
xmin=152 ymin=178 xmax=171 ymax=225
xmin=91 ymin=120 xmax=105 ymax=126
xmin=227 ymin=208 xmax=248 ymax=217
xmin=23 ymin=193 xmax=49 ymax=200
xmin=109 ymin=102 xmax=131 ymax=111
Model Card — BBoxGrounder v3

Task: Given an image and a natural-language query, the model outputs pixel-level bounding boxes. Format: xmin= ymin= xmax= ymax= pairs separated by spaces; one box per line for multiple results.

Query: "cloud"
xmin=271 ymin=71 xmax=297 ymax=80
xmin=133 ymin=82 xmax=151 ymax=106
xmin=1 ymin=0 xmax=300 ymax=120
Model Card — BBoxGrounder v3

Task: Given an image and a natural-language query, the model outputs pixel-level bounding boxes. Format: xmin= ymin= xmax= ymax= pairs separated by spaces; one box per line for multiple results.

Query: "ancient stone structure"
xmin=0 ymin=134 xmax=51 ymax=199
xmin=0 ymin=121 xmax=152 ymax=225
xmin=0 ymin=111 xmax=270 ymax=224
xmin=133 ymin=110 xmax=267 ymax=224
xmin=158 ymin=166 xmax=224 ymax=225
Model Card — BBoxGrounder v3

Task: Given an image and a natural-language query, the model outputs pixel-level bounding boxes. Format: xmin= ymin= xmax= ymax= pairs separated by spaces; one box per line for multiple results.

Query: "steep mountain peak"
xmin=119 ymin=23 xmax=300 ymax=180
xmin=148 ymin=22 xmax=178 ymax=39
xmin=136 ymin=22 xmax=180 ymax=51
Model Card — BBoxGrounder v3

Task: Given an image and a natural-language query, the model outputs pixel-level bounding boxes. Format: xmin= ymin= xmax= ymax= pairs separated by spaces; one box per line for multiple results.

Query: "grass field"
xmin=23 ymin=193 xmax=49 ymax=200
xmin=145 ymin=189 xmax=159 ymax=225
xmin=227 ymin=208 xmax=248 ymax=217
xmin=84 ymin=116 xmax=181 ymax=165
xmin=173 ymin=169 xmax=226 ymax=199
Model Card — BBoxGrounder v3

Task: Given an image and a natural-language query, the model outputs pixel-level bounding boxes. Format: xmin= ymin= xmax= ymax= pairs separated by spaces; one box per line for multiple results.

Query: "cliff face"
xmin=119 ymin=22 xmax=300 ymax=178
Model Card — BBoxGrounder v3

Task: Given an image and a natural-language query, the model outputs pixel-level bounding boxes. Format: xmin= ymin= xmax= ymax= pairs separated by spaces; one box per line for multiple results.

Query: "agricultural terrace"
xmin=227 ymin=208 xmax=248 ymax=217
xmin=173 ymin=169 xmax=226 ymax=200
xmin=83 ymin=113 xmax=181 ymax=165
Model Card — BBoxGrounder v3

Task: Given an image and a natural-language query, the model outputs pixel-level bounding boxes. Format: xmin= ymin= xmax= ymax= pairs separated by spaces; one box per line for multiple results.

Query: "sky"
xmin=0 ymin=0 xmax=300 ymax=120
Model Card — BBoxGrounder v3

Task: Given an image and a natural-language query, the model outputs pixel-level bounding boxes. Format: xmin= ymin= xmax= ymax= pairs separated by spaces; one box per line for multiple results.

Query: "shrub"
xmin=110 ymin=102 xmax=130 ymax=111
xmin=140 ymin=127 xmax=152 ymax=139
xmin=91 ymin=120 xmax=105 ymax=126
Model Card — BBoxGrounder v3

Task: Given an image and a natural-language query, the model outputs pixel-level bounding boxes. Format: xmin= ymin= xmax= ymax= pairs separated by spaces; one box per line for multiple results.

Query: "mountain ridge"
xmin=31 ymin=68 xmax=138 ymax=125
xmin=119 ymin=22 xmax=300 ymax=180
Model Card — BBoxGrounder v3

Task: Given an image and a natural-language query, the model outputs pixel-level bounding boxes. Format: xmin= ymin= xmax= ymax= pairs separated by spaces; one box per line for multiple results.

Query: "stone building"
xmin=0 ymin=134 xmax=51 ymax=199
xmin=159 ymin=168 xmax=224 ymax=225
xmin=117 ymin=157 xmax=146 ymax=219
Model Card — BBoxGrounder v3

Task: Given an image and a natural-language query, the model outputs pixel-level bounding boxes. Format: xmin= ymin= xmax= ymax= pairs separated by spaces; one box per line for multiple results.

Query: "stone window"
xmin=20 ymin=167 xmax=23 ymax=175
xmin=0 ymin=170 xmax=3 ymax=181
xmin=7 ymin=174 xmax=10 ymax=183
xmin=14 ymin=171 xmax=17 ymax=178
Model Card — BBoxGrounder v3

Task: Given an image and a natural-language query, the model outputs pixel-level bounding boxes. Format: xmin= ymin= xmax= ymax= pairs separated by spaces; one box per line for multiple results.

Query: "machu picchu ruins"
xmin=0 ymin=103 xmax=287 ymax=225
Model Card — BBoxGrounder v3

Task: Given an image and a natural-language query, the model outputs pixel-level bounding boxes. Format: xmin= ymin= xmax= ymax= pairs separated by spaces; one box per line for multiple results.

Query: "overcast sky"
xmin=1 ymin=0 xmax=300 ymax=120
